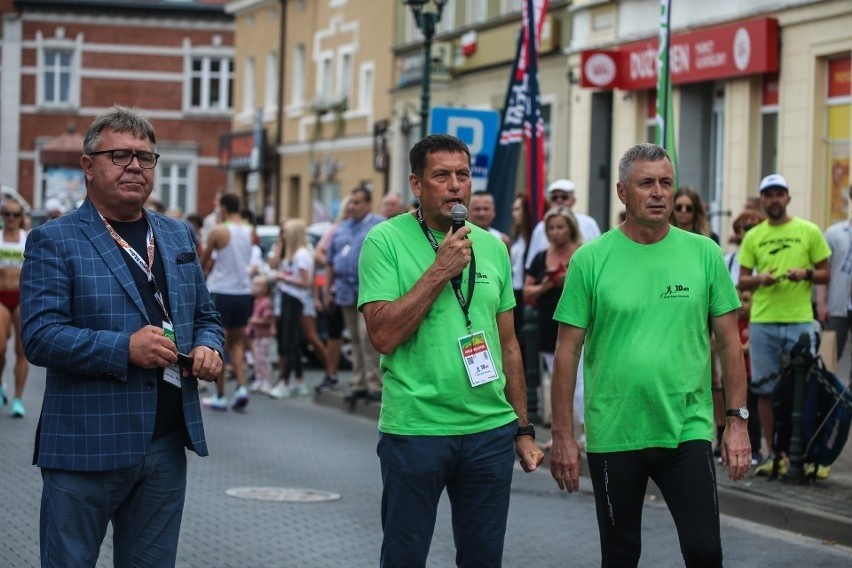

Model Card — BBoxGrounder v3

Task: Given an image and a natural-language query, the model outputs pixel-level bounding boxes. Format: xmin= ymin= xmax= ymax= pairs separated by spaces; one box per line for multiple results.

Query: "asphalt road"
xmin=2 ymin=367 xmax=852 ymax=567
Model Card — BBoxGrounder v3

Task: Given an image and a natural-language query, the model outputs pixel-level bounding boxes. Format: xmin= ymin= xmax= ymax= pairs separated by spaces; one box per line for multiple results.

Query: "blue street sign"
xmin=430 ymin=107 xmax=500 ymax=191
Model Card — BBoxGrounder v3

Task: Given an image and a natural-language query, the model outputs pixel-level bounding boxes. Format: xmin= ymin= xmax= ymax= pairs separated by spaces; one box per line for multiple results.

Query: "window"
xmin=760 ymin=75 xmax=779 ymax=179
xmin=265 ymin=51 xmax=278 ymax=111
xmin=359 ymin=65 xmax=374 ymax=111
xmin=541 ymin=102 xmax=553 ymax=176
xmin=338 ymin=51 xmax=353 ymax=101
xmin=467 ymin=0 xmax=487 ymax=25
xmin=292 ymin=44 xmax=305 ymax=106
xmin=501 ymin=0 xmax=523 ymax=14
xmin=319 ymin=54 xmax=333 ymax=96
xmin=40 ymin=47 xmax=77 ymax=107
xmin=243 ymin=56 xmax=255 ymax=115
xmin=190 ymin=56 xmax=233 ymax=112
xmin=157 ymin=160 xmax=195 ymax=213
xmin=825 ymin=58 xmax=851 ymax=225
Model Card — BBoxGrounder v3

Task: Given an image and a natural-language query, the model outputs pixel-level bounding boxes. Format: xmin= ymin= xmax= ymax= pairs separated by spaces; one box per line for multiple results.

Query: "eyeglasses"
xmin=88 ymin=148 xmax=160 ymax=169
xmin=549 ymin=193 xmax=571 ymax=202
xmin=674 ymin=203 xmax=694 ymax=213
xmin=1 ymin=211 xmax=22 ymax=219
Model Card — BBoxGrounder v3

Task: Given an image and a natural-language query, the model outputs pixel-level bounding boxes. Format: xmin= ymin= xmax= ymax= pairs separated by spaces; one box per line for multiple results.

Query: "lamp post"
xmin=402 ymin=0 xmax=447 ymax=139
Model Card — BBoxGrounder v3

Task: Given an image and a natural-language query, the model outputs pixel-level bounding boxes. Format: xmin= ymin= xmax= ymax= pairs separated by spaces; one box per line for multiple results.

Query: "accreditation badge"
xmin=162 ymin=321 xmax=182 ymax=389
xmin=458 ymin=331 xmax=499 ymax=387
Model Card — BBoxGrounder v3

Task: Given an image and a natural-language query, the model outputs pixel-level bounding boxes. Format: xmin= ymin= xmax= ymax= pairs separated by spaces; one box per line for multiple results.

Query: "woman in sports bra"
xmin=0 ymin=199 xmax=29 ymax=417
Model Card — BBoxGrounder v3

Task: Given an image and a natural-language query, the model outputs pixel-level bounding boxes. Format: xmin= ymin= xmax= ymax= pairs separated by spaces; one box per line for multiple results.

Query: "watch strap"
xmin=515 ymin=423 xmax=535 ymax=439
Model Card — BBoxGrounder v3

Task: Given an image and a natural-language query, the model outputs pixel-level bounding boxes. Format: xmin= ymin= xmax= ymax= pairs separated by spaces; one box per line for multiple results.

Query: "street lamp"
xmin=402 ymin=0 xmax=448 ymax=139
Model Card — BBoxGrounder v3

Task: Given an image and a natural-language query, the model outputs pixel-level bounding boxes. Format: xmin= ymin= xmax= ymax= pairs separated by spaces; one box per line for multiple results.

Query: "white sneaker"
xmin=231 ymin=386 xmax=249 ymax=410
xmin=292 ymin=384 xmax=310 ymax=396
xmin=269 ymin=384 xmax=291 ymax=399
xmin=202 ymin=394 xmax=228 ymax=411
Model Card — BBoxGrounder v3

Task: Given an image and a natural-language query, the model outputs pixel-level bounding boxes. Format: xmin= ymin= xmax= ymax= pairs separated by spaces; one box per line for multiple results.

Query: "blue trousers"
xmin=377 ymin=421 xmax=516 ymax=568
xmin=40 ymin=430 xmax=188 ymax=568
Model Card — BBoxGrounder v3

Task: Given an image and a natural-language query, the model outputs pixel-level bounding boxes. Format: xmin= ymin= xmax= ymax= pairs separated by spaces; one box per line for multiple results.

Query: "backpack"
xmin=770 ymin=342 xmax=852 ymax=475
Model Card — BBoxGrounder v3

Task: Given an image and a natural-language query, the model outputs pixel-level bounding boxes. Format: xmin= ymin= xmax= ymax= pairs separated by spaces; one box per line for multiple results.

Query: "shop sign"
xmin=762 ymin=73 xmax=779 ymax=107
xmin=580 ymin=17 xmax=778 ymax=90
xmin=219 ymin=130 xmax=265 ymax=172
xmin=828 ymin=57 xmax=851 ymax=99
xmin=398 ymin=42 xmax=452 ymax=88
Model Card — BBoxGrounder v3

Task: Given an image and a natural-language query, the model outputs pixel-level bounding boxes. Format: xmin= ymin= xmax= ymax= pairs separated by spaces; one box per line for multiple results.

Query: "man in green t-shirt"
xmin=359 ymin=134 xmax=544 ymax=567
xmin=549 ymin=143 xmax=751 ymax=567
xmin=738 ymin=173 xmax=831 ymax=476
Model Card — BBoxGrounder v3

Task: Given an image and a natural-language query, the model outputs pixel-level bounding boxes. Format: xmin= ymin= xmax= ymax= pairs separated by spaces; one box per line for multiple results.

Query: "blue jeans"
xmin=40 ymin=430 xmax=188 ymax=568
xmin=377 ymin=421 xmax=516 ymax=568
xmin=749 ymin=322 xmax=814 ymax=395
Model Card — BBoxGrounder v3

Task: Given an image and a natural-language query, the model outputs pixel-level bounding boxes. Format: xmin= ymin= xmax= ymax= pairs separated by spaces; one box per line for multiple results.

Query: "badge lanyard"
xmin=101 ymin=214 xmax=172 ymax=326
xmin=415 ymin=207 xmax=475 ymax=331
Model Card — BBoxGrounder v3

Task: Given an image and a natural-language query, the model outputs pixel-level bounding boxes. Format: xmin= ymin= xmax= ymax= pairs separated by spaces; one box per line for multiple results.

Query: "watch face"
xmin=728 ymin=408 xmax=749 ymax=420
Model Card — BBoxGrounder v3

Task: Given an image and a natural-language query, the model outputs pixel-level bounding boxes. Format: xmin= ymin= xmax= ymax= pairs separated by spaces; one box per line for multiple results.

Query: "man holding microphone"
xmin=358 ymin=134 xmax=543 ymax=567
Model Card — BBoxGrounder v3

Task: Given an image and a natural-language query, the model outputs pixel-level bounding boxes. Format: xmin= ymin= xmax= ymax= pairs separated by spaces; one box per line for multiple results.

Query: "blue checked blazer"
xmin=21 ymin=198 xmax=224 ymax=471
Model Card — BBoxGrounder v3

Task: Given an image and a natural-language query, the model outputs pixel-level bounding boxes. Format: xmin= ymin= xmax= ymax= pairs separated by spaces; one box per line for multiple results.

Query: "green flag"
xmin=656 ymin=0 xmax=678 ymax=185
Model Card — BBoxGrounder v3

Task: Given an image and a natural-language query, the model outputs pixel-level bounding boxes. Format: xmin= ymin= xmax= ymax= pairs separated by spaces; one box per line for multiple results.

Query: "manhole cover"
xmin=225 ymin=487 xmax=341 ymax=503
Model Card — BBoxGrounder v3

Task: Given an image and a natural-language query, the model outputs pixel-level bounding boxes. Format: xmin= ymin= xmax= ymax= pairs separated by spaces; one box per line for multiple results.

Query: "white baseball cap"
xmin=44 ymin=197 xmax=66 ymax=213
xmin=759 ymin=174 xmax=788 ymax=193
xmin=546 ymin=179 xmax=576 ymax=197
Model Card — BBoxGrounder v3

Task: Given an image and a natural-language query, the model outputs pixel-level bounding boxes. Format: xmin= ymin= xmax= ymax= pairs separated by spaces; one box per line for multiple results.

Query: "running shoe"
xmin=10 ymin=398 xmax=25 ymax=418
xmin=805 ymin=463 xmax=831 ymax=480
xmin=314 ymin=375 xmax=338 ymax=393
xmin=231 ymin=386 xmax=249 ymax=410
xmin=0 ymin=385 xmax=6 ymax=408
xmin=754 ymin=455 xmax=787 ymax=477
xmin=201 ymin=394 xmax=228 ymax=411
xmin=268 ymin=383 xmax=292 ymax=399
xmin=292 ymin=385 xmax=310 ymax=397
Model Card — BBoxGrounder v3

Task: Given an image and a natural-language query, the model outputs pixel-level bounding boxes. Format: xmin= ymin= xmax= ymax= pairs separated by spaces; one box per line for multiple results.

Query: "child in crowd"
xmin=247 ymin=275 xmax=276 ymax=395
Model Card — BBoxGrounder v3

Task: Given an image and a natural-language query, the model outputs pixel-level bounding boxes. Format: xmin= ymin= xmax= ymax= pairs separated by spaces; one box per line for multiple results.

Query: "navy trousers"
xmin=40 ymin=430 xmax=188 ymax=568
xmin=377 ymin=420 xmax=516 ymax=568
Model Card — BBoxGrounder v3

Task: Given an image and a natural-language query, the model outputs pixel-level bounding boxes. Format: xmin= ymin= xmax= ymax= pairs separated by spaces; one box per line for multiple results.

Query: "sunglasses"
xmin=674 ymin=204 xmax=694 ymax=213
xmin=549 ymin=193 xmax=572 ymax=202
xmin=1 ymin=211 xmax=23 ymax=219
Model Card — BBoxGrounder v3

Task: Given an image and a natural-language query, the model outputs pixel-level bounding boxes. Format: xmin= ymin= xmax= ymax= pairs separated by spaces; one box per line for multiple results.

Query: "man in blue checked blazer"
xmin=20 ymin=106 xmax=224 ymax=568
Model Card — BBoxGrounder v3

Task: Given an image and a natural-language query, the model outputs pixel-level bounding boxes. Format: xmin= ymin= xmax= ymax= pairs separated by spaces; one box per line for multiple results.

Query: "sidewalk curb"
xmin=715 ymin=483 xmax=852 ymax=546
xmin=313 ymin=388 xmax=852 ymax=547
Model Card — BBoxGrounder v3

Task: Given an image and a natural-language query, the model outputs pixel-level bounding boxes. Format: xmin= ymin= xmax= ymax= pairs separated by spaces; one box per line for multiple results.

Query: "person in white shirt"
xmin=525 ymin=179 xmax=600 ymax=269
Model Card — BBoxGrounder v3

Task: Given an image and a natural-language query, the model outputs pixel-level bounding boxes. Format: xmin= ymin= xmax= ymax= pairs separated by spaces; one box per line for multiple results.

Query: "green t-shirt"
xmin=738 ymin=217 xmax=831 ymax=323
xmin=553 ymin=227 xmax=740 ymax=453
xmin=358 ymin=213 xmax=518 ymax=435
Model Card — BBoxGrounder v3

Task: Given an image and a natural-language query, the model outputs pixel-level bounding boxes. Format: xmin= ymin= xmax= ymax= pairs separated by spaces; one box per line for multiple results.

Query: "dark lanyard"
xmin=415 ymin=208 xmax=475 ymax=331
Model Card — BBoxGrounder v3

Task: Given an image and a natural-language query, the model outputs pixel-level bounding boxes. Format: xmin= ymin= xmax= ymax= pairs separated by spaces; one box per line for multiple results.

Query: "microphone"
xmin=450 ymin=204 xmax=468 ymax=286
xmin=451 ymin=203 xmax=468 ymax=234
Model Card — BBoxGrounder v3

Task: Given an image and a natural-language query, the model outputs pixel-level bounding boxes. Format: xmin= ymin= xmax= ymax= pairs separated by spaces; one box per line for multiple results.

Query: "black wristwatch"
xmin=725 ymin=407 xmax=749 ymax=420
xmin=515 ymin=423 xmax=535 ymax=440
xmin=805 ymin=269 xmax=813 ymax=281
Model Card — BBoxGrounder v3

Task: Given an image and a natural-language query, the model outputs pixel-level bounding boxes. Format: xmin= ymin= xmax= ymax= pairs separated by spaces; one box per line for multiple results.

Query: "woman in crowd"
xmin=670 ymin=186 xmax=719 ymax=243
xmin=0 ymin=199 xmax=29 ymax=417
xmin=268 ymin=219 xmax=315 ymax=398
xmin=510 ymin=193 xmax=533 ymax=341
xmin=524 ymin=207 xmax=584 ymax=446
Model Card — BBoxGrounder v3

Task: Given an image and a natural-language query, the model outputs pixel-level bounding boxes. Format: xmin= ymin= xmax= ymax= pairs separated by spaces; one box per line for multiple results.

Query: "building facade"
xmin=572 ymin=0 xmax=852 ymax=237
xmin=0 ymin=0 xmax=234 ymax=217
xmin=223 ymin=0 xmax=281 ymax=224
xmin=276 ymin=0 xmax=395 ymax=223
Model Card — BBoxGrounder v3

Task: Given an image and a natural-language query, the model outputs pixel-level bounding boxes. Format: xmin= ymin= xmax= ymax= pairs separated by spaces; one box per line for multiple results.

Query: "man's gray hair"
xmin=618 ymin=143 xmax=672 ymax=185
xmin=83 ymin=106 xmax=157 ymax=154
